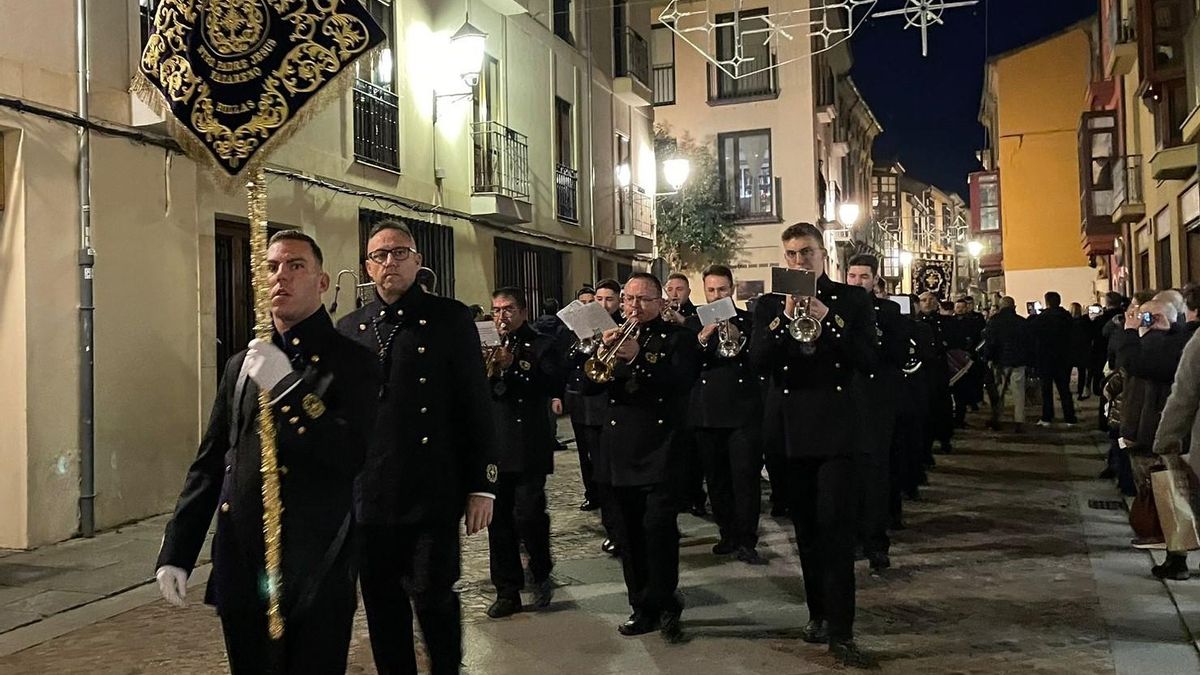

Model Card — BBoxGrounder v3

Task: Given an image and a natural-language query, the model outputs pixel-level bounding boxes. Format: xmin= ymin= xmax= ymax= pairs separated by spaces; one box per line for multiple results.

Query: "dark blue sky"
xmin=850 ymin=0 xmax=1097 ymax=198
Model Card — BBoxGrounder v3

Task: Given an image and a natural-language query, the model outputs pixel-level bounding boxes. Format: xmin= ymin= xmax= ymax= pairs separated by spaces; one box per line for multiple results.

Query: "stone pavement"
xmin=1 ymin=414 xmax=1199 ymax=674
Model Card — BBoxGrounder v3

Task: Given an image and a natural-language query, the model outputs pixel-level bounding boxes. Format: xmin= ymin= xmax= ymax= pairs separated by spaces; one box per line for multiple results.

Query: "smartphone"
xmin=1088 ymin=305 xmax=1102 ymax=317
xmin=1026 ymin=301 xmax=1039 ymax=315
xmin=1140 ymin=311 xmax=1153 ymax=328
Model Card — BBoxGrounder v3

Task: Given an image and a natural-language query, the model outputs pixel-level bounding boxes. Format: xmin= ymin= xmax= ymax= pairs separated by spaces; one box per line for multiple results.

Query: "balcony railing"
xmin=727 ymin=175 xmax=781 ymax=223
xmin=615 ymin=27 xmax=650 ymax=86
xmin=708 ymin=54 xmax=778 ymax=103
xmin=1112 ymin=154 xmax=1144 ymax=211
xmin=1106 ymin=2 xmax=1135 ymax=50
xmin=472 ymin=121 xmax=530 ymax=201
xmin=556 ymin=164 xmax=579 ymax=223
xmin=652 ymin=65 xmax=675 ymax=105
xmin=620 ymin=189 xmax=654 ymax=238
xmin=353 ymin=79 xmax=400 ymax=171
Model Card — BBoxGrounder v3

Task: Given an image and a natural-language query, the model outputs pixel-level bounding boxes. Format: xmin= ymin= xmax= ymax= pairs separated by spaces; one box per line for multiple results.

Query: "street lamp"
xmin=837 ymin=202 xmax=861 ymax=227
xmin=662 ymin=158 xmax=691 ymax=193
xmin=899 ymin=250 xmax=914 ymax=268
xmin=966 ymin=240 xmax=984 ymax=258
xmin=615 ymin=163 xmax=632 ymax=189
xmin=449 ymin=18 xmax=487 ymax=87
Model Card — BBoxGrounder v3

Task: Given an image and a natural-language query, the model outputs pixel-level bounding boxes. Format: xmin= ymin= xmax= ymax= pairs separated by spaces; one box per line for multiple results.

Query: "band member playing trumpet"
xmin=685 ymin=265 xmax=765 ymax=565
xmin=577 ymin=273 xmax=700 ymax=643
xmin=750 ymin=223 xmax=877 ymax=668
xmin=563 ymin=279 xmax=623 ymax=554
xmin=665 ymin=272 xmax=707 ymax=517
xmin=663 ymin=273 xmax=698 ymax=325
xmin=483 ymin=288 xmax=562 ymax=619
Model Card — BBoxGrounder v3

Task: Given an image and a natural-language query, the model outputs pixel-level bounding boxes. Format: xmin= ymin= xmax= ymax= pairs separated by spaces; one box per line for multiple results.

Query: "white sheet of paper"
xmin=577 ymin=301 xmax=619 ymax=336
xmin=697 ymin=297 xmax=738 ymax=326
xmin=476 ymin=321 xmax=501 ymax=347
xmin=557 ymin=300 xmax=594 ymax=339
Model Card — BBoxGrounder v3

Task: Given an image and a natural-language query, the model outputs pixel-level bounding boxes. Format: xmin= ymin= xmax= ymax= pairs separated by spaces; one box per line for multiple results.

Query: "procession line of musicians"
xmin=153 ymin=220 xmax=957 ymax=673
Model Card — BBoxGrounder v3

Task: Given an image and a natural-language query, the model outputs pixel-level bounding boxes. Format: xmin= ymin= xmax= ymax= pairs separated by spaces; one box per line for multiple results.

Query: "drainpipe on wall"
xmin=76 ymin=0 xmax=96 ymax=537
xmin=582 ymin=2 xmax=598 ymax=281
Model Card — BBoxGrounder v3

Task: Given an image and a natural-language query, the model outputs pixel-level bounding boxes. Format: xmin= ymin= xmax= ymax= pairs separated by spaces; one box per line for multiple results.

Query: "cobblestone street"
xmin=1 ymin=414 xmax=1198 ymax=674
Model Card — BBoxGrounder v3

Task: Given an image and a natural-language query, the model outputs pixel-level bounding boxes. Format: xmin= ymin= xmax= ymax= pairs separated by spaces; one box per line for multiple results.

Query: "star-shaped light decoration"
xmin=874 ymin=0 xmax=979 ymax=57
xmin=660 ymin=0 xmax=877 ymax=80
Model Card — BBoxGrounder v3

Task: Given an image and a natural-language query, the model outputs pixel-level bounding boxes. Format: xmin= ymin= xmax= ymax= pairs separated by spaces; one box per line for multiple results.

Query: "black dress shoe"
xmin=617 ymin=611 xmax=659 ymax=636
xmin=486 ymin=596 xmax=522 ymax=619
xmin=867 ymin=551 xmax=891 ymax=571
xmin=829 ymin=640 xmax=877 ymax=669
xmin=579 ymin=499 xmax=599 ymax=512
xmin=601 ymin=538 xmax=620 ymax=557
xmin=660 ymin=611 xmax=684 ymax=644
xmin=770 ymin=503 xmax=789 ymax=518
xmin=712 ymin=539 xmax=736 ymax=555
xmin=736 ymin=546 xmax=768 ymax=565
xmin=1152 ymin=553 xmax=1190 ymax=580
xmin=801 ymin=619 xmax=829 ymax=644
xmin=689 ymin=503 xmax=708 ymax=518
xmin=530 ymin=578 xmax=554 ymax=609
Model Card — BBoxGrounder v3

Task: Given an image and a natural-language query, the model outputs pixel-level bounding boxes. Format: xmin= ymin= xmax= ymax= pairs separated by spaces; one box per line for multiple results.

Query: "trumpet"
xmin=584 ymin=317 xmax=641 ymax=384
xmin=716 ymin=320 xmax=746 ymax=358
xmin=662 ymin=299 xmax=682 ymax=322
xmin=788 ymin=296 xmax=822 ymax=343
xmin=484 ymin=322 xmax=511 ymax=378
xmin=574 ymin=334 xmax=600 ymax=356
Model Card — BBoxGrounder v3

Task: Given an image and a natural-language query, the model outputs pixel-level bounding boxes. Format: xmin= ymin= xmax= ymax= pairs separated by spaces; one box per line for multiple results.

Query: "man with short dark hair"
xmin=751 ymin=223 xmax=877 ymax=667
xmin=576 ymin=286 xmax=596 ymax=304
xmin=337 ymin=219 xmax=498 ymax=675
xmin=686 ymin=265 xmax=764 ymax=564
xmin=484 ymin=287 xmax=561 ymax=618
xmin=845 ymin=253 xmax=906 ymax=571
xmin=577 ymin=273 xmax=700 ymax=643
xmin=1031 ymin=291 xmax=1077 ymax=426
xmin=982 ymin=296 xmax=1031 ymax=431
xmin=156 ymin=230 xmax=378 ymax=674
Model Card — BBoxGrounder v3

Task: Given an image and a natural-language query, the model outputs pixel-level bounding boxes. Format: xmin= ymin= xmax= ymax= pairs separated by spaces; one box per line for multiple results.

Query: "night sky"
xmin=850 ymin=0 xmax=1097 ymax=198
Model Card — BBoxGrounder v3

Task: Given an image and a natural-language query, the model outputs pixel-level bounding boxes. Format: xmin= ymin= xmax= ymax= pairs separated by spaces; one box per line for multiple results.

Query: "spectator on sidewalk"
xmin=1151 ymin=285 xmax=1200 ymax=581
xmin=1090 ymin=293 xmax=1124 ymax=396
xmin=1030 ymin=291 xmax=1077 ymax=426
xmin=531 ymin=297 xmax=568 ymax=338
xmin=1070 ymin=303 xmax=1093 ymax=401
xmin=981 ymin=296 xmax=1031 ymax=432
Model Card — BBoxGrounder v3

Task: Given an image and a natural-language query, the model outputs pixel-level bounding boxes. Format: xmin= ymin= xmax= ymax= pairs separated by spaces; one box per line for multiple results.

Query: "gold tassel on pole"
xmin=246 ymin=169 xmax=285 ymax=640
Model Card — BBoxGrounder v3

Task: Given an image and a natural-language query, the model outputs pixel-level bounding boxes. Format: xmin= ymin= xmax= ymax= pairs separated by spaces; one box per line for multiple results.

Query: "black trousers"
xmin=360 ymin=521 xmax=462 ymax=675
xmin=571 ymin=418 xmax=597 ymax=502
xmin=219 ymin=588 xmax=356 ymax=675
xmin=576 ymin=425 xmax=620 ymax=540
xmin=858 ymin=408 xmax=896 ymax=556
xmin=675 ymin=430 xmax=707 ymax=511
xmin=1073 ymin=365 xmax=1089 ymax=397
xmin=787 ymin=455 xmax=857 ymax=642
xmin=612 ymin=483 xmax=682 ymax=616
xmin=695 ymin=425 xmax=762 ymax=548
xmin=488 ymin=472 xmax=553 ymax=599
xmin=1040 ymin=367 xmax=1077 ymax=423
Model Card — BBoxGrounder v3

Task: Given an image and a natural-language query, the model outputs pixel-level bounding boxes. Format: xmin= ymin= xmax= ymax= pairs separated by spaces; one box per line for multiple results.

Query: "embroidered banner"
xmin=138 ymin=0 xmax=386 ymax=176
xmin=913 ymin=257 xmax=954 ymax=300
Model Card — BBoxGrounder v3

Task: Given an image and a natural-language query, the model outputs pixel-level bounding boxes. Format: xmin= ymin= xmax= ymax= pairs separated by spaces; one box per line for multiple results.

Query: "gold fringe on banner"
xmin=246 ymin=169 xmax=285 ymax=641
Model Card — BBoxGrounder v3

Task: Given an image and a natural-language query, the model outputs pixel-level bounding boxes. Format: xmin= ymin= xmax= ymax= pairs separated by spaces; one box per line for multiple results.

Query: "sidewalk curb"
xmin=0 ymin=564 xmax=211 ymax=658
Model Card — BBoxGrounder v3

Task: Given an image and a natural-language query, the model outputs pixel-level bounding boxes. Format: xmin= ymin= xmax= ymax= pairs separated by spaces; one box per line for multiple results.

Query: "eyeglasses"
xmin=491 ymin=306 xmax=519 ymax=316
xmin=621 ymin=294 xmax=662 ymax=305
xmin=366 ymin=246 xmax=418 ymax=264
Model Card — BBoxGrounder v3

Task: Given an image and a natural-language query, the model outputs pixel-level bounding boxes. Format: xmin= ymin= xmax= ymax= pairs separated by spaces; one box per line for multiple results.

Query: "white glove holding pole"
xmin=156 ymin=565 xmax=189 ymax=607
xmin=245 ymin=338 xmax=293 ymax=392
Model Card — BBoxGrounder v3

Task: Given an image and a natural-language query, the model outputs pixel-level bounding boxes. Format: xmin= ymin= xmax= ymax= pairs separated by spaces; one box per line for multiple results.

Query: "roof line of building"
xmin=843 ymin=75 xmax=883 ymax=134
xmin=985 ymin=16 xmax=1096 ymax=65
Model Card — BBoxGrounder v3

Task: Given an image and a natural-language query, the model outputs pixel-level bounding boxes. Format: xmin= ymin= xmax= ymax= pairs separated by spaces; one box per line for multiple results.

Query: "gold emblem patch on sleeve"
xmin=302 ymin=393 xmax=326 ymax=419
xmin=519 ymin=360 xmax=531 ymax=371
xmin=769 ymin=317 xmax=781 ymax=331
xmin=835 ymin=315 xmax=845 ymax=328
xmin=645 ymin=352 xmax=659 ymax=364
xmin=486 ymin=464 xmax=499 ymax=483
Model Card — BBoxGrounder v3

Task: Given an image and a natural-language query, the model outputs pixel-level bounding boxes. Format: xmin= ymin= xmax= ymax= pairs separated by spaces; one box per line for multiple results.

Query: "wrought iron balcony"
xmin=652 ymin=65 xmax=675 ymax=105
xmin=615 ymin=27 xmax=650 ymax=86
xmin=1111 ymin=154 xmax=1145 ymax=223
xmin=556 ymin=164 xmax=579 ymax=224
xmin=623 ymin=189 xmax=654 ymax=238
xmin=472 ymin=121 xmax=530 ymax=201
xmin=353 ymin=79 xmax=400 ymax=171
xmin=707 ymin=54 xmax=778 ymax=104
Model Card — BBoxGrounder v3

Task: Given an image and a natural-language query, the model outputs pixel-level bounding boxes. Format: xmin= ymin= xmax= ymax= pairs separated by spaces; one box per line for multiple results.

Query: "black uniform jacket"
xmin=576 ymin=317 xmax=701 ymax=486
xmin=157 ymin=308 xmax=378 ymax=618
xmin=685 ymin=309 xmax=761 ymax=429
xmin=490 ymin=323 xmax=562 ymax=475
xmin=337 ymin=286 xmax=499 ymax=525
xmin=751 ymin=275 xmax=878 ymax=458
xmin=867 ymin=297 xmax=908 ymax=405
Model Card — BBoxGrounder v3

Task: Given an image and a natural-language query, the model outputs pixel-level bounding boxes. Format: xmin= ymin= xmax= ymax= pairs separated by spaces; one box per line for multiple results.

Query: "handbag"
xmin=1129 ymin=487 xmax=1164 ymax=545
xmin=1151 ymin=463 xmax=1200 ymax=552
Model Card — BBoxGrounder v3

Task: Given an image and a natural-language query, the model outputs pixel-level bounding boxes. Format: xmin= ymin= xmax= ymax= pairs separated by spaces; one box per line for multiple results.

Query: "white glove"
xmin=245 ymin=338 xmax=293 ymax=392
xmin=156 ymin=565 xmax=188 ymax=607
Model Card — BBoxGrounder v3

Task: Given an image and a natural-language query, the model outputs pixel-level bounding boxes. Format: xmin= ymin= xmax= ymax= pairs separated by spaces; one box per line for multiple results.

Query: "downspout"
xmin=76 ymin=0 xmax=96 ymax=537
xmin=582 ymin=2 xmax=598 ymax=280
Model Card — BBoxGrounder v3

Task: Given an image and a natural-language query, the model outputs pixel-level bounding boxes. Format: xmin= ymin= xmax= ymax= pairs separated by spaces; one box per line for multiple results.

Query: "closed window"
xmin=718 ymin=130 xmax=774 ymax=221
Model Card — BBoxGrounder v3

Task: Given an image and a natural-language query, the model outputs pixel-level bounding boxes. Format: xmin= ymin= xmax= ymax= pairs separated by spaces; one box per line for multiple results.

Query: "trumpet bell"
xmin=788 ymin=315 xmax=823 ymax=343
xmin=583 ymin=357 xmax=614 ymax=384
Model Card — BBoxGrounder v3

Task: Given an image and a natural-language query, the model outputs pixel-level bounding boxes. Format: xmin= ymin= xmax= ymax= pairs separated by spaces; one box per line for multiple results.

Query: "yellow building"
xmin=980 ymin=22 xmax=1096 ymax=311
xmin=0 ymin=0 xmax=654 ymax=548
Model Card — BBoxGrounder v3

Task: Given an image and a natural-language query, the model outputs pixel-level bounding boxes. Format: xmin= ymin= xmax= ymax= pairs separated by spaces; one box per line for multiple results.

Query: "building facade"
xmin=649 ymin=0 xmax=878 ymax=301
xmin=1078 ymin=0 xmax=1200 ymax=298
xmin=978 ymin=21 xmax=1097 ymax=313
xmin=0 ymin=0 xmax=655 ymax=548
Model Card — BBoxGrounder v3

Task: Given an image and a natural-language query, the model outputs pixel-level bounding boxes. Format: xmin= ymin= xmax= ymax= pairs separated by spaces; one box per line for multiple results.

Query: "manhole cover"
xmin=1087 ymin=499 xmax=1124 ymax=511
